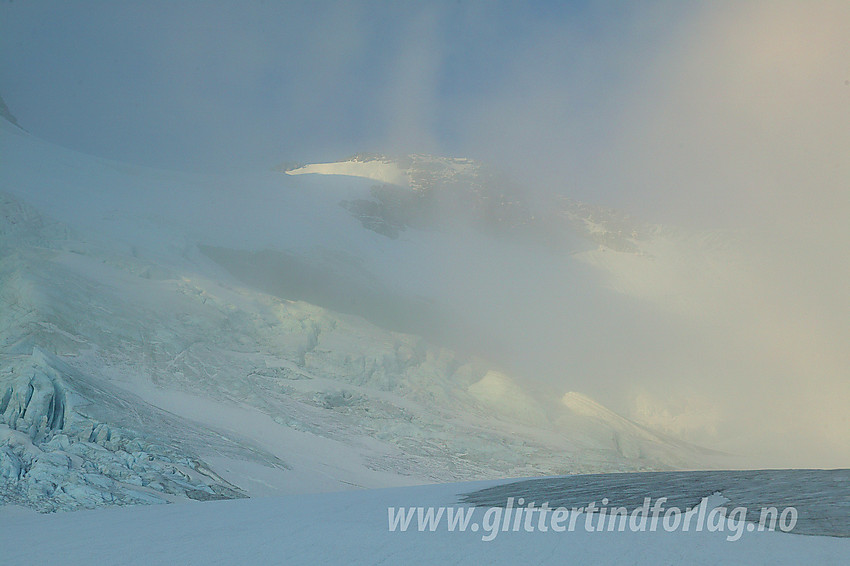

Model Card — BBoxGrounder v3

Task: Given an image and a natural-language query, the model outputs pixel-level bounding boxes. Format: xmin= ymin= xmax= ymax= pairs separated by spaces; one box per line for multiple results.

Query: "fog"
xmin=2 ymin=1 xmax=847 ymax=467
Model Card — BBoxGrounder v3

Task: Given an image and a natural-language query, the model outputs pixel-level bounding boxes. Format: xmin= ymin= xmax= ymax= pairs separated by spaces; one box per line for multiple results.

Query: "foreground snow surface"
xmin=1 ymin=477 xmax=847 ymax=565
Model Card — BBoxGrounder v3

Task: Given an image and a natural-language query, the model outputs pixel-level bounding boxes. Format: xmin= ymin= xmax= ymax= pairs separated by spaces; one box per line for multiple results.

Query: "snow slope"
xmin=0 ymin=186 xmax=715 ymax=511
xmin=0 ymin=117 xmax=730 ymax=512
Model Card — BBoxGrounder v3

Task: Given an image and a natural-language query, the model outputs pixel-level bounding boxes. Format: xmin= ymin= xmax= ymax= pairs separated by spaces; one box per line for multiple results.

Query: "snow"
xmin=0 ymin=114 xmax=743 ymax=516
xmin=2 ymin=113 xmax=847 ymax=561
xmin=286 ymin=159 xmax=410 ymax=187
xmin=467 ymin=371 xmax=548 ymax=426
xmin=0 ymin=182 xmax=712 ymax=512
xmin=0 ymin=350 xmax=250 ymax=512
xmin=1 ymin=477 xmax=847 ymax=565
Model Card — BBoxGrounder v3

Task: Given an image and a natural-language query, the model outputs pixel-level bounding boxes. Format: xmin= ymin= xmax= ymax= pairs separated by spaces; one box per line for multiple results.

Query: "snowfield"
xmin=2 ymin=474 xmax=848 ymax=565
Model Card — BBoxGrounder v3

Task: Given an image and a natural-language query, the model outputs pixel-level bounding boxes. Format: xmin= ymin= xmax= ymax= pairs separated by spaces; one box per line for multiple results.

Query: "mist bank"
xmin=2 ymin=1 xmax=847 ymax=470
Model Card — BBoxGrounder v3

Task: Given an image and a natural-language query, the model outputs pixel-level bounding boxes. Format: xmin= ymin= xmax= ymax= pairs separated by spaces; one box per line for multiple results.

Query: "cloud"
xmin=2 ymin=0 xmax=847 ymax=467
xmin=421 ymin=1 xmax=850 ymax=466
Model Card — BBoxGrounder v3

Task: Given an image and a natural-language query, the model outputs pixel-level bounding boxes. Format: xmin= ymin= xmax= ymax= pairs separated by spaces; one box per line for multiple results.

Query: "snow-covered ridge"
xmin=286 ymin=158 xmax=410 ymax=187
xmin=283 ymin=153 xmax=483 ymax=190
xmin=286 ymin=153 xmax=543 ymax=239
xmin=284 ymin=152 xmax=657 ymax=251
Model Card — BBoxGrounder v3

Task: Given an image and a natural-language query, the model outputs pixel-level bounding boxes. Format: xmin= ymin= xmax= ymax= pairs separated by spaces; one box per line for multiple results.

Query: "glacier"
xmin=0 ymin=114 xmax=727 ymax=513
xmin=0 ymin=100 xmax=847 ymax=565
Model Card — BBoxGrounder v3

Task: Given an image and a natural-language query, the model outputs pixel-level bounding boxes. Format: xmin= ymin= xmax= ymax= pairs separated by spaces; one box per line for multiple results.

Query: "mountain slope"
xmin=0 ymin=120 xmax=725 ymax=511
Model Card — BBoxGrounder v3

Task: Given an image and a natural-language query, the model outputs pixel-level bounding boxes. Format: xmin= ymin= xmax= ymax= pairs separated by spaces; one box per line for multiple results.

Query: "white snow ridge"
xmin=286 ymin=157 xmax=410 ymax=187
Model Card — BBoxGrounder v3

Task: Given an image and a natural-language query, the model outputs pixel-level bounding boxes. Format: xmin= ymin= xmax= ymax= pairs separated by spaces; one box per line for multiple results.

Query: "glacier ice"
xmin=0 ymin=350 xmax=251 ymax=511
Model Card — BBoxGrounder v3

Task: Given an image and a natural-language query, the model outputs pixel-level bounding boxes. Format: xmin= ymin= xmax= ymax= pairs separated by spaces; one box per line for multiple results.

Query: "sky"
xmin=2 ymin=0 xmax=849 ymax=466
xmin=0 ymin=1 xmax=683 ymax=175
xmin=1 ymin=1 xmax=846 ymax=220
xmin=3 ymin=1 xmax=846 ymax=212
